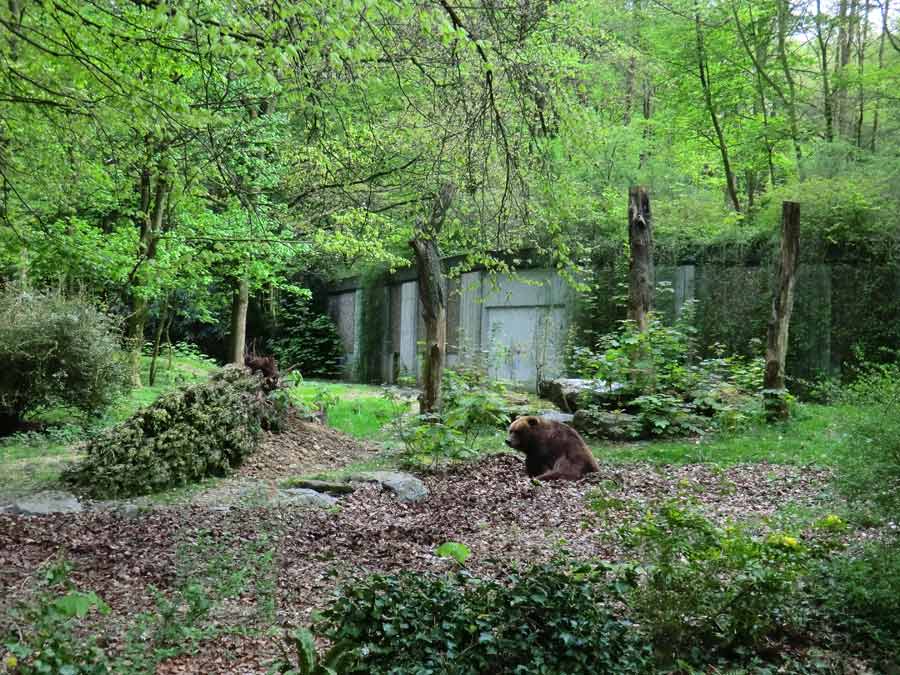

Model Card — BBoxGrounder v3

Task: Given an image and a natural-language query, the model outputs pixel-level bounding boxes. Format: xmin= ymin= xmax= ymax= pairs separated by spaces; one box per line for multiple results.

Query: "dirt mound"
xmin=238 ymin=415 xmax=377 ymax=480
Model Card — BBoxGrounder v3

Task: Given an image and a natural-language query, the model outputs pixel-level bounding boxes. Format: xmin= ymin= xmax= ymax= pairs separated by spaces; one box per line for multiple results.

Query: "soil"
xmin=0 ymin=421 xmax=836 ymax=674
xmin=238 ymin=415 xmax=381 ymax=480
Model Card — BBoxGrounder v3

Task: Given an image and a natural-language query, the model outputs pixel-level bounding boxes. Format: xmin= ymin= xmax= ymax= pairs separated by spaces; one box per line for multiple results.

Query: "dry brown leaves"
xmin=0 ymin=434 xmax=833 ymax=674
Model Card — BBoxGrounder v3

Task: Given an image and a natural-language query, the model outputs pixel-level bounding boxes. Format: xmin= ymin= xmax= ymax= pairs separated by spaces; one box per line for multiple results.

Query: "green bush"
xmin=2 ymin=558 xmax=112 ymax=675
xmin=838 ymin=360 xmax=900 ymax=517
xmin=315 ymin=559 xmax=652 ymax=674
xmin=571 ymin=309 xmax=763 ymax=439
xmin=62 ymin=367 xmax=280 ymax=498
xmin=809 ymin=541 xmax=900 ymax=652
xmin=267 ymin=295 xmax=344 ymax=379
xmin=0 ymin=286 xmax=127 ymax=433
xmin=395 ymin=369 xmax=508 ymax=467
xmin=626 ymin=501 xmax=810 ymax=665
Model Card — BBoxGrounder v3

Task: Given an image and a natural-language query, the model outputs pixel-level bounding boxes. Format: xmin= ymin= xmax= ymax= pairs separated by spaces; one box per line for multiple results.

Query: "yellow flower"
xmin=3 ymin=654 xmax=18 ymax=669
xmin=818 ymin=514 xmax=846 ymax=531
xmin=767 ymin=533 xmax=800 ymax=549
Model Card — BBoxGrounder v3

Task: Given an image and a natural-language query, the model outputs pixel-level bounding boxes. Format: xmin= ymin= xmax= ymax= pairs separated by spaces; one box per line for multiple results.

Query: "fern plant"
xmin=268 ymin=627 xmax=356 ymax=675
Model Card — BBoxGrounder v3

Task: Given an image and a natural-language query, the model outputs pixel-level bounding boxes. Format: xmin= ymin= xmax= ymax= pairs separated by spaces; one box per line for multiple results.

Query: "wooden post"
xmin=764 ymin=201 xmax=801 ymax=421
xmin=628 ymin=186 xmax=654 ymax=331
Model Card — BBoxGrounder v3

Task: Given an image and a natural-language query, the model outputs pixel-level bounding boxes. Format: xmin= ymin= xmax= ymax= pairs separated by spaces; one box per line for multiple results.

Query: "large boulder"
xmin=348 ymin=471 xmax=428 ymax=502
xmin=538 ymin=379 xmax=622 ymax=413
xmin=573 ymin=409 xmax=641 ymax=441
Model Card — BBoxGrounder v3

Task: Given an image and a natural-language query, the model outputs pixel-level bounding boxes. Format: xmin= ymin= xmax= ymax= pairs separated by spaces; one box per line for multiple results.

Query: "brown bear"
xmin=505 ymin=416 xmax=600 ymax=481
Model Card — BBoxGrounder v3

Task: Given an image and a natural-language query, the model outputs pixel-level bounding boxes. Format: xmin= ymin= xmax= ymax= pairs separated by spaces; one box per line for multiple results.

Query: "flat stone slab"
xmin=10 ymin=491 xmax=83 ymax=516
xmin=348 ymin=471 xmax=428 ymax=502
xmin=280 ymin=479 xmax=356 ymax=496
xmin=277 ymin=488 xmax=338 ymax=508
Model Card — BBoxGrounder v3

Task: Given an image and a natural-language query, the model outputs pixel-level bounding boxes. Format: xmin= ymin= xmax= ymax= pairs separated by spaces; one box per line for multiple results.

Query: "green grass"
xmin=288 ymin=379 xmax=414 ymax=439
xmin=591 ymin=403 xmax=856 ymax=468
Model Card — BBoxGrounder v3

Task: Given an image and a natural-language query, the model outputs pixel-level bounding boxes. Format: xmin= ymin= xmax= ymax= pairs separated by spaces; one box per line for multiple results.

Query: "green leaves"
xmin=271 ymin=626 xmax=357 ymax=675
xmin=435 ymin=541 xmax=472 ymax=565
xmin=52 ymin=592 xmax=110 ymax=619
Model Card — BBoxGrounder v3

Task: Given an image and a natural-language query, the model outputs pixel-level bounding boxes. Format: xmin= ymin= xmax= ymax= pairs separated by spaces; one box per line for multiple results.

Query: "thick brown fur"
xmin=505 ymin=416 xmax=600 ymax=481
xmin=244 ymin=355 xmax=279 ymax=380
xmin=243 ymin=354 xmax=280 ymax=393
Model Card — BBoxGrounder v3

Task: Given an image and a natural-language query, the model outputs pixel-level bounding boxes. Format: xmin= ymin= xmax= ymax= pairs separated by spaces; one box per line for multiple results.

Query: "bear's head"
xmin=505 ymin=415 xmax=542 ymax=452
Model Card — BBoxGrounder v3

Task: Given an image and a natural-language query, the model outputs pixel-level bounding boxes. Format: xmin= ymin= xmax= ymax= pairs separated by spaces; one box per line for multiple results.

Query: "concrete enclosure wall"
xmin=327 ymin=261 xmax=900 ymax=389
xmin=328 ymin=268 xmax=574 ymax=390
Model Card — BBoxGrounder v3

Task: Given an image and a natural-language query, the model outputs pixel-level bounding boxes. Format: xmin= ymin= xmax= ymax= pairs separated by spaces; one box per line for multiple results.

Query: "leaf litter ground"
xmin=0 ymin=421 xmax=833 ymax=674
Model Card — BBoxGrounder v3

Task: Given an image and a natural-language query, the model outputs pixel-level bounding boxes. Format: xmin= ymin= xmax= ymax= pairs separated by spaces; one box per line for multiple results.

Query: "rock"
xmin=348 ymin=471 xmax=428 ymax=502
xmin=280 ymin=479 xmax=356 ymax=496
xmin=277 ymin=488 xmax=338 ymax=508
xmin=10 ymin=491 xmax=83 ymax=516
xmin=538 ymin=378 xmax=622 ymax=413
xmin=538 ymin=411 xmax=575 ymax=425
xmin=573 ymin=409 xmax=641 ymax=441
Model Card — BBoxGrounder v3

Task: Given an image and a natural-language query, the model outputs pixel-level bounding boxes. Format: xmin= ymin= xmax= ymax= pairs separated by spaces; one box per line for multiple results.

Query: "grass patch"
xmin=592 ymin=404 xmax=855 ymax=468
xmin=288 ymin=379 xmax=414 ymax=439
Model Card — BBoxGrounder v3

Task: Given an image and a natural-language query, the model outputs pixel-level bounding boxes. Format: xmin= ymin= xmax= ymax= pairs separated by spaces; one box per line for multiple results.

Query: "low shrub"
xmin=0 ymin=285 xmax=127 ymax=434
xmin=2 ymin=558 xmax=112 ymax=675
xmin=315 ymin=559 xmax=652 ymax=674
xmin=571 ymin=308 xmax=764 ymax=439
xmin=62 ymin=367 xmax=282 ymax=498
xmin=837 ymin=360 xmax=900 ymax=517
xmin=626 ymin=501 xmax=810 ymax=666
xmin=808 ymin=541 xmax=900 ymax=653
xmin=394 ymin=368 xmax=508 ymax=467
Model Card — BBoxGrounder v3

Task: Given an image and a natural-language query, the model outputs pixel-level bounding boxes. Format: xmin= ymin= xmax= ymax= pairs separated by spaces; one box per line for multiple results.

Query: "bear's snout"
xmin=505 ymin=438 xmax=513 ymax=447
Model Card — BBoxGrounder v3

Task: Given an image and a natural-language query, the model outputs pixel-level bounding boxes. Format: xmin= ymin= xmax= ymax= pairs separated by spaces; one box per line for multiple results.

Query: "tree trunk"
xmin=229 ymin=278 xmax=250 ymax=365
xmin=815 ymin=0 xmax=835 ymax=142
xmin=764 ymin=201 xmax=800 ymax=422
xmin=628 ymin=186 xmax=654 ymax=332
xmin=148 ymin=296 xmax=171 ymax=387
xmin=411 ymin=237 xmax=447 ymax=415
xmin=410 ymin=183 xmax=456 ymax=415
xmin=128 ymin=164 xmax=169 ymax=387
xmin=855 ymin=0 xmax=870 ymax=147
xmin=695 ymin=12 xmax=741 ymax=212
xmin=127 ymin=297 xmax=147 ymax=388
xmin=776 ymin=0 xmax=803 ymax=168
xmin=871 ymin=0 xmax=888 ymax=149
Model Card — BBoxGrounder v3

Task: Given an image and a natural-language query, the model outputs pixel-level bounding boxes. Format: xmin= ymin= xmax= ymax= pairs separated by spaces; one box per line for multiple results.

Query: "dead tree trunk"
xmin=764 ymin=201 xmax=800 ymax=421
xmin=229 ymin=278 xmax=250 ymax=365
xmin=628 ymin=186 xmax=654 ymax=332
xmin=410 ymin=183 xmax=456 ymax=415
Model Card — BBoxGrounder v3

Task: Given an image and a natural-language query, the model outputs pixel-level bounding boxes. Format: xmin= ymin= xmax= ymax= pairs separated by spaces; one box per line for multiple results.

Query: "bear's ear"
xmin=527 ymin=416 xmax=539 ymax=426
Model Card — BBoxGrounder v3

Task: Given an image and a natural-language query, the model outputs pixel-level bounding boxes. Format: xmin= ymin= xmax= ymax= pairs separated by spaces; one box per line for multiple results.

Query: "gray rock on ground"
xmin=348 ymin=471 xmax=428 ymax=502
xmin=277 ymin=488 xmax=339 ymax=508
xmin=573 ymin=409 xmax=641 ymax=441
xmin=538 ymin=378 xmax=622 ymax=413
xmin=9 ymin=490 xmax=83 ymax=515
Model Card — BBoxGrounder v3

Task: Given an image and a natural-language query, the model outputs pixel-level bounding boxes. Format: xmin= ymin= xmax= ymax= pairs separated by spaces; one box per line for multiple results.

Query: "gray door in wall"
xmin=484 ymin=305 xmax=567 ymax=389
